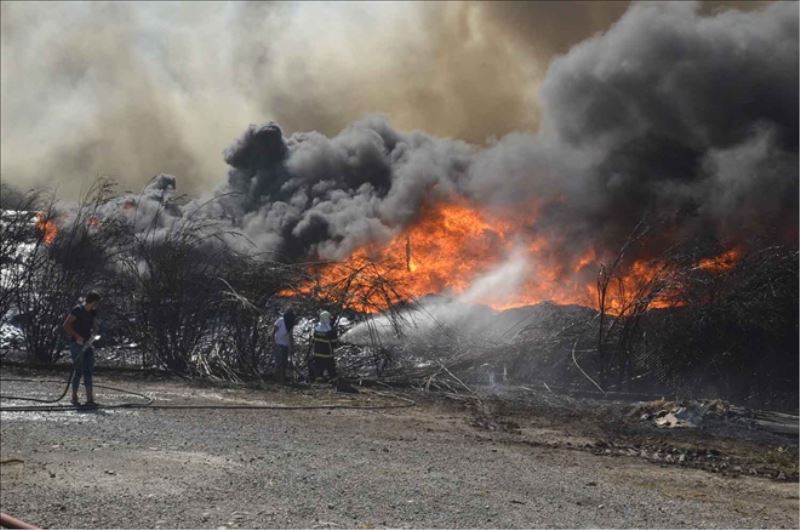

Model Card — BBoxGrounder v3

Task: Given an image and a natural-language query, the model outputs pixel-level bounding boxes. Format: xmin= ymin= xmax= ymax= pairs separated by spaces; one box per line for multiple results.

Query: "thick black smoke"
xmin=461 ymin=0 xmax=800 ymax=267
xmin=209 ymin=2 xmax=796 ymax=266
xmin=221 ymin=117 xmax=473 ymax=260
xmin=523 ymin=0 xmax=798 ymax=258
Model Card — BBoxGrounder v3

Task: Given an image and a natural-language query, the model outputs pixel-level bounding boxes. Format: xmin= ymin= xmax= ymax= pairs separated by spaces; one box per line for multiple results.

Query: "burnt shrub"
xmin=118 ymin=212 xmax=231 ymax=373
xmin=11 ymin=180 xmax=123 ymax=364
xmin=642 ymin=245 xmax=798 ymax=408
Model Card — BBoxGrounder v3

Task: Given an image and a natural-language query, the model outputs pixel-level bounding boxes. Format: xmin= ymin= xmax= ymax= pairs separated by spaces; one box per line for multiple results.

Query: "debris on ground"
xmin=632 ymin=399 xmax=799 ymax=438
xmin=633 ymin=399 xmax=730 ymax=428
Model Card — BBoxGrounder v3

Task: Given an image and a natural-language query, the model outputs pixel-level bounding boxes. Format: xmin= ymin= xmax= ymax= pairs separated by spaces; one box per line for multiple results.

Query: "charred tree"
xmin=11 ymin=179 xmax=122 ymax=364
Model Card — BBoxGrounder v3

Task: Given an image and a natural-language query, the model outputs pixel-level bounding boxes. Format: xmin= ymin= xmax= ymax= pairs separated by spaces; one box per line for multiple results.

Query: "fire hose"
xmin=0 ymin=335 xmax=101 ymax=406
xmin=0 ymin=380 xmax=415 ymax=411
xmin=0 ymin=345 xmax=415 ymax=413
xmin=0 ymin=512 xmax=39 ymax=530
xmin=0 ymin=347 xmax=414 ymax=530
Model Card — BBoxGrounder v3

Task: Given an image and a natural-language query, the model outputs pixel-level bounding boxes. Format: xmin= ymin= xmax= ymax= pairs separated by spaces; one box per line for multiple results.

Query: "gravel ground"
xmin=1 ymin=368 xmax=798 ymax=529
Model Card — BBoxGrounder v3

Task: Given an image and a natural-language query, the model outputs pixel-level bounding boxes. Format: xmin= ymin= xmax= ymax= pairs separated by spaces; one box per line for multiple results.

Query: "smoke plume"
xmin=3 ymin=1 xmax=796 ymax=280
xmin=469 ymin=0 xmax=798 ymax=261
xmin=207 ymin=1 xmax=797 ymax=265
xmin=6 ymin=2 xmax=758 ymax=196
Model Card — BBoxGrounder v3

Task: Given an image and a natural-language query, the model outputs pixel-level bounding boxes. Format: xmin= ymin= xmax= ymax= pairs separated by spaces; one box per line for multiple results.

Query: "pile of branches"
xmin=2 ymin=180 xmax=126 ymax=363
xmin=474 ymin=232 xmax=799 ymax=408
xmin=0 ymin=179 xmax=304 ymax=375
xmin=0 ymin=177 xmax=420 ymax=381
xmin=642 ymin=244 xmax=798 ymax=407
xmin=2 ymin=180 xmax=796 ymax=409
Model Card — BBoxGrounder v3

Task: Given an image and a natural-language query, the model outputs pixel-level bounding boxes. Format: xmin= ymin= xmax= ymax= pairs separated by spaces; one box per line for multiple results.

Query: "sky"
xmin=0 ymin=0 xmax=778 ymax=198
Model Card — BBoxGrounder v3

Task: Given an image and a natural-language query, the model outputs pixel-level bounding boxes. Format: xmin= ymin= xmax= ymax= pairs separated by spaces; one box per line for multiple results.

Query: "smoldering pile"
xmin=2 ymin=2 xmax=796 ymax=408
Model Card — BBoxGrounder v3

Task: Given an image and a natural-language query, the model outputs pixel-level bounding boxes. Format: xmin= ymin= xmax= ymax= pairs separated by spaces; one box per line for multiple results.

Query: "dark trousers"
xmin=274 ymin=345 xmax=289 ymax=383
xmin=311 ymin=356 xmax=337 ymax=381
xmin=69 ymin=342 xmax=95 ymax=391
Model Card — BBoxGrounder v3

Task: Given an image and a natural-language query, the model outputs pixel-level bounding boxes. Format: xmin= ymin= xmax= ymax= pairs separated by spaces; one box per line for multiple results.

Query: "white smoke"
xmin=343 ymin=250 xmax=531 ymax=345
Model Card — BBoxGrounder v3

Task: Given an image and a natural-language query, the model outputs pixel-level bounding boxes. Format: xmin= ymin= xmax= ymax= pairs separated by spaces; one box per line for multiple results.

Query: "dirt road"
xmin=1 ymin=369 xmax=797 ymax=529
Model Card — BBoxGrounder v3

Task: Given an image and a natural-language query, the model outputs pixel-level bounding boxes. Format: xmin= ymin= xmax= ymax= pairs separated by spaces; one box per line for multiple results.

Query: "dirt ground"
xmin=1 ymin=366 xmax=798 ymax=529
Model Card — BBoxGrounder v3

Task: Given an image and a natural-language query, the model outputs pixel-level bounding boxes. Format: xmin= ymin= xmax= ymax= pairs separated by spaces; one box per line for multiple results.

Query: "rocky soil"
xmin=1 ymin=366 xmax=798 ymax=529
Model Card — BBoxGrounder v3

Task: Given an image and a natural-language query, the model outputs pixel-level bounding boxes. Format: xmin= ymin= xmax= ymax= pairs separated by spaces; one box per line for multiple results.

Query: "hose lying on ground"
xmin=0 ymin=377 xmax=415 ymax=412
xmin=0 ymin=337 xmax=100 ymax=405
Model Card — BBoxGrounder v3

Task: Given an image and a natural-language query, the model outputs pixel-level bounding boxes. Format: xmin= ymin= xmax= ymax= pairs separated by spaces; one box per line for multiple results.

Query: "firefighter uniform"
xmin=311 ymin=314 xmax=338 ymax=381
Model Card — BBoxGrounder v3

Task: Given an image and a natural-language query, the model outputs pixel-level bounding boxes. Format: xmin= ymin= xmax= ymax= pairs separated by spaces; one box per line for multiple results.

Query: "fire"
xmin=392 ymin=201 xmax=513 ymax=294
xmin=601 ymin=258 xmax=684 ymax=313
xmin=697 ymin=247 xmax=742 ymax=272
xmin=574 ymin=248 xmax=597 ymax=273
xmin=34 ymin=212 xmax=58 ymax=245
xmin=297 ymin=201 xmax=592 ymax=311
xmin=296 ymin=201 xmax=744 ymax=314
xmin=32 ymin=211 xmax=104 ymax=245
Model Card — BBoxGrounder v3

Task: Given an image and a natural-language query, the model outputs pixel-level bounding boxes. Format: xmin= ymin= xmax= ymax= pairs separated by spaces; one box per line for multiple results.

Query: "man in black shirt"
xmin=63 ymin=292 xmax=100 ymax=407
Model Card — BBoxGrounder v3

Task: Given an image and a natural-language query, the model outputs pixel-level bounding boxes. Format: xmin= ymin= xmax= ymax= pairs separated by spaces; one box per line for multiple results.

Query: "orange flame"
xmin=697 ymin=247 xmax=742 ymax=272
xmin=294 ymin=201 xmax=744 ymax=314
xmin=601 ymin=258 xmax=685 ymax=314
xmin=294 ymin=201 xmax=586 ymax=311
xmin=34 ymin=212 xmax=58 ymax=245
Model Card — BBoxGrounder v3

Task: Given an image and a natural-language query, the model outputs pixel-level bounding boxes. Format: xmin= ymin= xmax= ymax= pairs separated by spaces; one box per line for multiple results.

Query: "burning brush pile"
xmin=1 ymin=3 xmax=797 ymax=407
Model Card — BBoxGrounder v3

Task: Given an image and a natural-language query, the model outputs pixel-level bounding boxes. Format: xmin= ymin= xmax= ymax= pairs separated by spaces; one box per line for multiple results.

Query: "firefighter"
xmin=310 ymin=310 xmax=338 ymax=382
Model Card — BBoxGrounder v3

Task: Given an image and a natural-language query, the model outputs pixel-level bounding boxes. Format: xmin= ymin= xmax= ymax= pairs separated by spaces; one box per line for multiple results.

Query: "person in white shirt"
xmin=271 ymin=309 xmax=296 ymax=384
